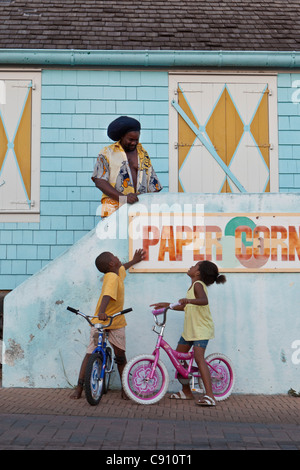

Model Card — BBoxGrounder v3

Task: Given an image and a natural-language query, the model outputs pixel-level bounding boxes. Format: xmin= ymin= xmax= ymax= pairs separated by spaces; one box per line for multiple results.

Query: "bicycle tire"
xmin=85 ymin=353 xmax=104 ymax=406
xmin=103 ymin=347 xmax=113 ymax=394
xmin=206 ymin=353 xmax=235 ymax=401
xmin=122 ymin=354 xmax=169 ymax=405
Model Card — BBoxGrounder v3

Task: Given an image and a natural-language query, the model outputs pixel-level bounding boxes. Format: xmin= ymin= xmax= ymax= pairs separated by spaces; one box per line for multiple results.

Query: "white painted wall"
xmin=3 ymin=193 xmax=300 ymax=394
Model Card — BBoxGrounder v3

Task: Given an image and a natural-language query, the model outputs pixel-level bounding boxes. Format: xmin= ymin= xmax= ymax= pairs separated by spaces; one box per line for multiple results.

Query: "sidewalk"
xmin=0 ymin=387 xmax=299 ymax=450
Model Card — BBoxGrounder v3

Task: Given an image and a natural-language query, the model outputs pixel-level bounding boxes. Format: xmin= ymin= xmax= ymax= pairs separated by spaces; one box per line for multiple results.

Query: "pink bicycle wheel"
xmin=206 ymin=353 xmax=235 ymax=401
xmin=122 ymin=354 xmax=169 ymax=405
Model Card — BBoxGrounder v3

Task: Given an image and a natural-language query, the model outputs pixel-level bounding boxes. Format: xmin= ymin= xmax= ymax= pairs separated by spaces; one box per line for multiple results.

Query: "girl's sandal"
xmin=169 ymin=390 xmax=193 ymax=400
xmin=197 ymin=395 xmax=216 ymax=406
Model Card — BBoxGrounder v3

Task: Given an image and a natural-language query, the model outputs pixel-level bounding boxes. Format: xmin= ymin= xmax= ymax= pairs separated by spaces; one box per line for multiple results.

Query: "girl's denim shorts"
xmin=178 ymin=336 xmax=209 ymax=349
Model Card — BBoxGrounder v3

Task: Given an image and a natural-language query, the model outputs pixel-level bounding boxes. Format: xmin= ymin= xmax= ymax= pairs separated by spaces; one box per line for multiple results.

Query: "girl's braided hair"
xmin=198 ymin=260 xmax=226 ymax=286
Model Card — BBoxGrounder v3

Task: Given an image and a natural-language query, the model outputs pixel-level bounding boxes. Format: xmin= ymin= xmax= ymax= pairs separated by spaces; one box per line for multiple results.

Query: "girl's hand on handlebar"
xmin=150 ymin=302 xmax=170 ymax=310
xmin=178 ymin=298 xmax=189 ymax=306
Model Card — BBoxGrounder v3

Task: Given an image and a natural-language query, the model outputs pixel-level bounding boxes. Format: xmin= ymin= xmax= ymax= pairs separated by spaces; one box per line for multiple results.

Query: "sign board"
xmin=129 ymin=212 xmax=300 ymax=272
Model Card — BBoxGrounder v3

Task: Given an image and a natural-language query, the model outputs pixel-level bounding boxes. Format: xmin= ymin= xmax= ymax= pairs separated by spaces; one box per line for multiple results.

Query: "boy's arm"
xmin=97 ymin=295 xmax=111 ymax=320
xmin=123 ymin=249 xmax=146 ymax=270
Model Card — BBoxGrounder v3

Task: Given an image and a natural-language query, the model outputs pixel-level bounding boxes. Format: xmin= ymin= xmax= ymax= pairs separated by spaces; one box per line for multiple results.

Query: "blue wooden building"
xmin=1 ymin=1 xmax=300 ymax=393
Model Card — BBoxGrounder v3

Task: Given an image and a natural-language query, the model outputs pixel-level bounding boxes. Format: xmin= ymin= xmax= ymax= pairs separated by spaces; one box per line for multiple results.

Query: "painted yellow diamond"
xmin=0 ymin=114 xmax=8 ymax=171
xmin=206 ymin=87 xmax=244 ymax=192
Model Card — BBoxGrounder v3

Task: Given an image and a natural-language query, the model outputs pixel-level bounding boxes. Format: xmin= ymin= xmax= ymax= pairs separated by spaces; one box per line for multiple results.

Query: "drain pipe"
xmin=1 ymin=49 xmax=300 ymax=68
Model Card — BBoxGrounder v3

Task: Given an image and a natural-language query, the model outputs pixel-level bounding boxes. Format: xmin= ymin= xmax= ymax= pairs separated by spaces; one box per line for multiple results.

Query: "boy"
xmin=70 ymin=248 xmax=145 ymax=400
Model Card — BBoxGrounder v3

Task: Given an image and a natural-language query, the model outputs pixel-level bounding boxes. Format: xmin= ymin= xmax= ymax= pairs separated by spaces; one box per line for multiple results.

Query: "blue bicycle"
xmin=67 ymin=306 xmax=132 ymax=406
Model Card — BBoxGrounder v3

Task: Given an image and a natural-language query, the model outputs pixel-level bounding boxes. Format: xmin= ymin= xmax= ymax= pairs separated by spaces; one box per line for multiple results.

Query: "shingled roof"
xmin=1 ymin=0 xmax=300 ymax=51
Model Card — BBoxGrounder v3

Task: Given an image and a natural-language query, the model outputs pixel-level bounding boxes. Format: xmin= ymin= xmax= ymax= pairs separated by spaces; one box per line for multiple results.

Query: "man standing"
xmin=92 ymin=116 xmax=163 ymax=217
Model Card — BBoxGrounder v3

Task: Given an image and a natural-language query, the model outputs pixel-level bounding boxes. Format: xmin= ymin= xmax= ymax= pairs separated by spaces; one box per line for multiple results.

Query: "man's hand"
xmin=126 ymin=193 xmax=139 ymax=204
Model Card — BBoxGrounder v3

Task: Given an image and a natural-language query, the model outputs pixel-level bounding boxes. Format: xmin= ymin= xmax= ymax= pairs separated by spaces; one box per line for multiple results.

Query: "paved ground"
xmin=0 ymin=387 xmax=299 ymax=451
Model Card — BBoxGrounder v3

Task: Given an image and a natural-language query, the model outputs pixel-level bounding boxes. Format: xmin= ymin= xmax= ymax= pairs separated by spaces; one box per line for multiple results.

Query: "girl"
xmin=151 ymin=260 xmax=226 ymax=406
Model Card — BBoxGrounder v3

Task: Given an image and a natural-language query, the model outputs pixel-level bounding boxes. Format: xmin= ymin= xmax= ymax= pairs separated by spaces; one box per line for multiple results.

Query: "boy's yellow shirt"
xmin=92 ymin=266 xmax=127 ymax=330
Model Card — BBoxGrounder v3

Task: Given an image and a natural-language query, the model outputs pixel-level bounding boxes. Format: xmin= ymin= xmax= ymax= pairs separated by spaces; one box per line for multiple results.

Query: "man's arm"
xmin=123 ymin=249 xmax=146 ymax=270
xmin=94 ymin=178 xmax=139 ymax=204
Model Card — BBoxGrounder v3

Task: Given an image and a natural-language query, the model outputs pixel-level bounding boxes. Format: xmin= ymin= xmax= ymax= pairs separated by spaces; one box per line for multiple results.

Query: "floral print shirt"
xmin=92 ymin=141 xmax=162 ymax=216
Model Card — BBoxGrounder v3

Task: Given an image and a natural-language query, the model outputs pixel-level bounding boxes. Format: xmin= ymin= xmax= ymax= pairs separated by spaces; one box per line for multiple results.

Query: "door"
xmin=169 ymin=74 xmax=278 ymax=194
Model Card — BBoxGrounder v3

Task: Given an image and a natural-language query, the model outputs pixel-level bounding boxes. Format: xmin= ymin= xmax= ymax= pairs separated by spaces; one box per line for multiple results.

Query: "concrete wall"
xmin=3 ymin=193 xmax=300 ymax=394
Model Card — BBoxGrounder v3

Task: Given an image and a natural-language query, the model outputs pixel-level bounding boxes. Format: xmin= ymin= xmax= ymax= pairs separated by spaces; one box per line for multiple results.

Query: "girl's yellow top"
xmin=182 ymin=280 xmax=215 ymax=341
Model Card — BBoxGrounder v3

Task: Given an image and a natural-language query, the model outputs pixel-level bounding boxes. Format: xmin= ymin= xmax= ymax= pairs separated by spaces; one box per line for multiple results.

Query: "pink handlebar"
xmin=152 ymin=308 xmax=165 ymax=316
xmin=152 ymin=302 xmax=181 ymax=316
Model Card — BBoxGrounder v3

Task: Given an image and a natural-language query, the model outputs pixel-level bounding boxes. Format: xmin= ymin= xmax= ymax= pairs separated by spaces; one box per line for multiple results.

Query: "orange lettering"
xmin=205 ymin=226 xmax=222 ymax=261
xmin=176 ymin=226 xmax=193 ymax=261
xmin=193 ymin=226 xmax=205 ymax=261
xmin=271 ymin=226 xmax=288 ymax=261
xmin=235 ymin=226 xmax=252 ymax=261
xmin=289 ymin=226 xmax=300 ymax=261
xmin=253 ymin=226 xmax=270 ymax=260
xmin=158 ymin=226 xmax=176 ymax=261
xmin=142 ymin=226 xmax=160 ymax=261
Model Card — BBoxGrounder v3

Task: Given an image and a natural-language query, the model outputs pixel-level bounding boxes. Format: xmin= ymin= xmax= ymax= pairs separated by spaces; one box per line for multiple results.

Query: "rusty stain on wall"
xmin=5 ymin=339 xmax=24 ymax=366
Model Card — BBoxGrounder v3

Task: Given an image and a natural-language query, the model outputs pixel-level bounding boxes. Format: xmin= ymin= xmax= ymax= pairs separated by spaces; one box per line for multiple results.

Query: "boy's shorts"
xmin=178 ymin=336 xmax=209 ymax=349
xmin=87 ymin=326 xmax=126 ymax=353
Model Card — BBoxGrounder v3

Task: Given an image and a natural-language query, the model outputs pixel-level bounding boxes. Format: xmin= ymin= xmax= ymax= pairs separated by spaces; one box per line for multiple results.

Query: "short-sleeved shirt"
xmin=182 ymin=281 xmax=215 ymax=341
xmin=92 ymin=266 xmax=127 ymax=330
xmin=91 ymin=141 xmax=162 ymax=216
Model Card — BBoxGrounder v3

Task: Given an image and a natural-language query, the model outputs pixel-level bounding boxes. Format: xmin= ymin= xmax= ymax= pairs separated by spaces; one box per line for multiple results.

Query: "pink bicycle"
xmin=122 ymin=305 xmax=235 ymax=405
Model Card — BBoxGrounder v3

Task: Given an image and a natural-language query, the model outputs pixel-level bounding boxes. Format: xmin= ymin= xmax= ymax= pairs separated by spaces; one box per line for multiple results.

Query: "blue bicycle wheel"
xmin=85 ymin=353 xmax=104 ymax=405
xmin=103 ymin=347 xmax=113 ymax=394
